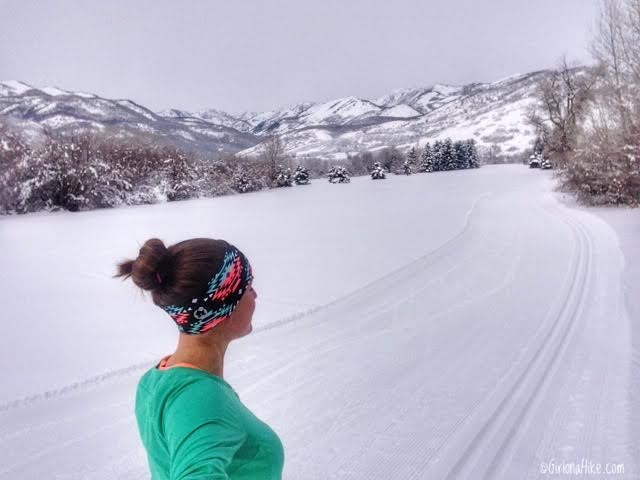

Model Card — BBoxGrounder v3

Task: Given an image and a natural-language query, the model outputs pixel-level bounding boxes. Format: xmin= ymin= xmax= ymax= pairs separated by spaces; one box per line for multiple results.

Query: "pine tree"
xmin=293 ymin=165 xmax=310 ymax=185
xmin=419 ymin=143 xmax=434 ymax=172
xmin=232 ymin=172 xmax=254 ymax=193
xmin=432 ymin=140 xmax=444 ymax=172
xmin=402 ymin=159 xmax=412 ymax=175
xmin=442 ymin=138 xmax=456 ymax=170
xmin=454 ymin=141 xmax=466 ymax=169
xmin=371 ymin=161 xmax=386 ymax=180
xmin=460 ymin=140 xmax=472 ymax=168
xmin=390 ymin=149 xmax=401 ymax=173
xmin=275 ymin=165 xmax=293 ymax=187
xmin=327 ymin=165 xmax=351 ymax=183
xmin=406 ymin=146 xmax=418 ymax=167
xmin=533 ymin=135 xmax=545 ymax=157
xmin=466 ymin=139 xmax=480 ymax=168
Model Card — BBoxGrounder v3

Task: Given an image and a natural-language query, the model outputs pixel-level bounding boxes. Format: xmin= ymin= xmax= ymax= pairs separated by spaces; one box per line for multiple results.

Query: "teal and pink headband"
xmin=160 ymin=245 xmax=253 ymax=334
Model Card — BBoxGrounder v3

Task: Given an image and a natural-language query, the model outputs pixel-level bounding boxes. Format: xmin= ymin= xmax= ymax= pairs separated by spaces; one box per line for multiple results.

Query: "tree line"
xmin=0 ymin=124 xmax=263 ymax=214
xmin=339 ymin=138 xmax=480 ymax=177
xmin=0 ymin=122 xmax=483 ymax=215
xmin=528 ymin=0 xmax=640 ymax=206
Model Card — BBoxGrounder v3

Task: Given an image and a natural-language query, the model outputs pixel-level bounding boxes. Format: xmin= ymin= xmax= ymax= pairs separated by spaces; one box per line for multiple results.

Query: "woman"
xmin=114 ymin=237 xmax=284 ymax=480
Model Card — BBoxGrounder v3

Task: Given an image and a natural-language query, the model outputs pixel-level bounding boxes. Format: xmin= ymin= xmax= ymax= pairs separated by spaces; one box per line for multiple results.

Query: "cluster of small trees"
xmin=528 ymin=0 xmax=640 ymax=206
xmin=344 ymin=139 xmax=480 ymax=177
xmin=0 ymin=127 xmax=340 ymax=214
xmin=327 ymin=166 xmax=351 ymax=183
xmin=271 ymin=165 xmax=310 ymax=187
xmin=0 ymin=124 xmax=271 ymax=214
xmin=416 ymin=139 xmax=480 ymax=172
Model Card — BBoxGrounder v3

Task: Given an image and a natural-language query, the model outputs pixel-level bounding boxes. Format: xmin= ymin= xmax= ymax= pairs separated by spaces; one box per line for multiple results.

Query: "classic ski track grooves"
xmin=432 ymin=205 xmax=593 ymax=479
xmin=0 ymin=194 xmax=491 ymax=413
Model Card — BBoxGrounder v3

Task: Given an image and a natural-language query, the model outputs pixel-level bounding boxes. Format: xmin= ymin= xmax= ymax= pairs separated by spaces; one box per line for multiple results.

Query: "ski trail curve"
xmin=426 ymin=205 xmax=593 ymax=479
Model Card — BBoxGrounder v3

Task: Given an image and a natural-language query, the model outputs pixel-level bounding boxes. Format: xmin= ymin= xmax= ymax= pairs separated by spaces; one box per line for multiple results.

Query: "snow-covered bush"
xmin=274 ymin=165 xmax=293 ymax=187
xmin=327 ymin=166 xmax=351 ymax=183
xmin=293 ymin=165 xmax=310 ymax=185
xmin=227 ymin=156 xmax=268 ymax=194
xmin=0 ymin=129 xmax=225 ymax=214
xmin=0 ymin=121 xmax=31 ymax=214
xmin=561 ymin=131 xmax=640 ymax=206
xmin=370 ymin=162 xmax=386 ymax=180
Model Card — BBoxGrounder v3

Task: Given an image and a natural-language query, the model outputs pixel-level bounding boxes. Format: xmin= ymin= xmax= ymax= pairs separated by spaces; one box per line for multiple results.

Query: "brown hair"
xmin=113 ymin=238 xmax=231 ymax=307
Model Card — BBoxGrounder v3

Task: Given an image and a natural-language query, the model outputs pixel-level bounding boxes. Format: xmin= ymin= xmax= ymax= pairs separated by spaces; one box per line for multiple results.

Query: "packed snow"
xmin=0 ymin=165 xmax=637 ymax=479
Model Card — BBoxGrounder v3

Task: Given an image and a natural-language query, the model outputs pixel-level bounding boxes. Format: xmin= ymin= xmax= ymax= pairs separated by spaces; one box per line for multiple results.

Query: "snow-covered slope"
xmin=380 ymin=103 xmax=421 ymax=118
xmin=160 ymin=107 xmax=254 ymax=134
xmin=0 ymin=166 xmax=636 ymax=478
xmin=1 ymin=70 xmax=556 ymax=160
xmin=238 ymin=72 xmax=545 ymax=160
xmin=0 ymin=81 xmax=258 ymax=155
xmin=0 ymin=80 xmax=33 ymax=96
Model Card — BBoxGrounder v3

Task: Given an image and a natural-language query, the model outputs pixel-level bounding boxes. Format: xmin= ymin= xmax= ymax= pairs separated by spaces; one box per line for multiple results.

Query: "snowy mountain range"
xmin=0 ymin=80 xmax=257 ymax=155
xmin=0 ymin=71 xmax=551 ymax=159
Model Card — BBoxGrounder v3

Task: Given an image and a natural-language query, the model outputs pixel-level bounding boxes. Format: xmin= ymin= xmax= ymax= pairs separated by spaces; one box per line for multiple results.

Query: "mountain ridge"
xmin=0 ymin=70 xmax=553 ymax=160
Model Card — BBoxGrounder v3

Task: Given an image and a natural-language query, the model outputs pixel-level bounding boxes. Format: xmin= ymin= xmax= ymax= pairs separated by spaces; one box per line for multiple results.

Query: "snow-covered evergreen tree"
xmin=275 ymin=165 xmax=293 ymax=187
xmin=529 ymin=152 xmax=543 ymax=168
xmin=406 ymin=146 xmax=418 ymax=167
xmin=442 ymin=138 xmax=456 ymax=170
xmin=466 ymin=139 xmax=480 ymax=168
xmin=402 ymin=159 xmax=412 ymax=175
xmin=388 ymin=148 xmax=403 ymax=173
xmin=232 ymin=171 xmax=262 ymax=193
xmin=419 ymin=143 xmax=434 ymax=172
xmin=327 ymin=165 xmax=351 ymax=183
xmin=370 ymin=161 xmax=386 ymax=180
xmin=293 ymin=165 xmax=310 ymax=185
xmin=422 ymin=138 xmax=479 ymax=173
xmin=432 ymin=140 xmax=444 ymax=171
xmin=533 ymin=135 xmax=545 ymax=157
xmin=452 ymin=140 xmax=467 ymax=170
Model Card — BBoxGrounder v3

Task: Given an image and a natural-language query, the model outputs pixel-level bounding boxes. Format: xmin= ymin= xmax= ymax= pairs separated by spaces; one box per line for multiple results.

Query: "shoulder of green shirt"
xmin=148 ymin=365 xmax=237 ymax=391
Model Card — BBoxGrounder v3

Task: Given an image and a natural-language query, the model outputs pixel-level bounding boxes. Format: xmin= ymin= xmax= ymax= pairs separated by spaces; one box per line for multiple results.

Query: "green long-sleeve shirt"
xmin=135 ymin=360 xmax=285 ymax=480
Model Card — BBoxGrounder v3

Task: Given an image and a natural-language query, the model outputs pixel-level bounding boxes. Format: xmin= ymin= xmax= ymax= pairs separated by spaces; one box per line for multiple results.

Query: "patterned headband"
xmin=160 ymin=245 xmax=253 ymax=334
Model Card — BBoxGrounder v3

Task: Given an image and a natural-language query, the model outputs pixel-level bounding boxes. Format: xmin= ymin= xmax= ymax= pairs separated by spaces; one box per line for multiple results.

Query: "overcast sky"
xmin=0 ymin=0 xmax=599 ymax=114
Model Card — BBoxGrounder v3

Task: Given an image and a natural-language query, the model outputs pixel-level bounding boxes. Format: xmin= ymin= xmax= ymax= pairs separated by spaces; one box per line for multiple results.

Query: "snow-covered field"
xmin=0 ymin=165 xmax=638 ymax=479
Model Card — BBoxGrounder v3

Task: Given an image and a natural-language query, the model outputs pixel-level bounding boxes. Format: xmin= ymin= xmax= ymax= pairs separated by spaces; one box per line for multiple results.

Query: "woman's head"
xmin=114 ymin=238 xmax=256 ymax=338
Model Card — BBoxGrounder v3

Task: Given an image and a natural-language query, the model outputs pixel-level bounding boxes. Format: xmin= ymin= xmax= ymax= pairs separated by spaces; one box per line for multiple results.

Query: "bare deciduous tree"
xmin=591 ymin=0 xmax=636 ymax=134
xmin=530 ymin=0 xmax=640 ymax=206
xmin=260 ymin=135 xmax=286 ymax=186
xmin=527 ymin=57 xmax=596 ymax=167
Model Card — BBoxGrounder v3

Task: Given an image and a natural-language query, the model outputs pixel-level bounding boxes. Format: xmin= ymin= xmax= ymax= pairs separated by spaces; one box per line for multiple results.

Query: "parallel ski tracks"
xmin=424 ymin=205 xmax=593 ymax=479
xmin=0 ymin=194 xmax=492 ymax=414
xmin=1 ymin=196 xmax=593 ymax=480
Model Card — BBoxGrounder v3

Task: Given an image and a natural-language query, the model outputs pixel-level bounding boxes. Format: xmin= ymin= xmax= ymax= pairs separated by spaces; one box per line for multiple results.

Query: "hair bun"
xmin=132 ymin=238 xmax=171 ymax=291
